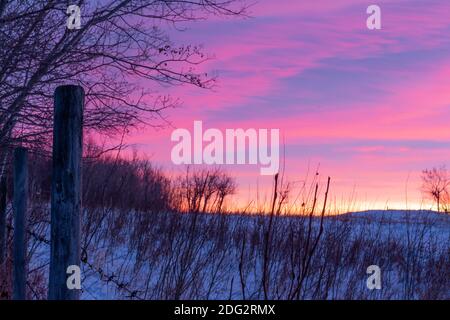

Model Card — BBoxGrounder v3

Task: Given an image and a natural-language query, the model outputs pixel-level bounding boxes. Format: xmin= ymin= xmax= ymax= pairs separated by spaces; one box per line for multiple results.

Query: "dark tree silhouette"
xmin=176 ymin=167 xmax=236 ymax=213
xmin=421 ymin=166 xmax=450 ymax=212
xmin=0 ymin=0 xmax=247 ymax=175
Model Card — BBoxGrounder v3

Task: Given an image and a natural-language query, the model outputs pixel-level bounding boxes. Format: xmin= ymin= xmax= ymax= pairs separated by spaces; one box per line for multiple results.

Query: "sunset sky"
xmin=129 ymin=0 xmax=450 ymax=211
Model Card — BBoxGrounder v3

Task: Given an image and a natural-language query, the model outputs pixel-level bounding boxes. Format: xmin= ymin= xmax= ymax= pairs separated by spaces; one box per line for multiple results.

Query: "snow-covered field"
xmin=27 ymin=209 xmax=449 ymax=300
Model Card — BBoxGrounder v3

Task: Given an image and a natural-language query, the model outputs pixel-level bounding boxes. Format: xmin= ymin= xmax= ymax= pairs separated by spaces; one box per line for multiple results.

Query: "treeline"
xmin=0 ymin=144 xmax=236 ymax=215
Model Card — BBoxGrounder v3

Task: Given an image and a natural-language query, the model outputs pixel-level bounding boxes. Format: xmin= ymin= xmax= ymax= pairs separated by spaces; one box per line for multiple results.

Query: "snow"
xmin=26 ymin=209 xmax=449 ymax=300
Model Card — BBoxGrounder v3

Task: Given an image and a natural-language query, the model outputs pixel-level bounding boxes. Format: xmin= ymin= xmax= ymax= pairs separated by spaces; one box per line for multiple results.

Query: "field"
xmin=23 ymin=208 xmax=449 ymax=300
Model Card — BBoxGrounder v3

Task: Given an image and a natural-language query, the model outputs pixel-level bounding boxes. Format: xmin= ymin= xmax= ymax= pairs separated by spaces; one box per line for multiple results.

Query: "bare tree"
xmin=421 ymin=166 xmax=450 ymax=212
xmin=0 ymin=0 xmax=247 ymax=175
xmin=176 ymin=167 xmax=236 ymax=213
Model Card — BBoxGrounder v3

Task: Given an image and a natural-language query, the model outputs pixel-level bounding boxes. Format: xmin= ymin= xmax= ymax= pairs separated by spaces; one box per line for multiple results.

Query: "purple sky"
xmin=128 ymin=0 xmax=450 ymax=211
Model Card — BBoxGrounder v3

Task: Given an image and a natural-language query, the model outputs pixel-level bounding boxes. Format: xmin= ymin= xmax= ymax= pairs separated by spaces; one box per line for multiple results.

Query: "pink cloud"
xmin=127 ymin=0 xmax=450 ymax=211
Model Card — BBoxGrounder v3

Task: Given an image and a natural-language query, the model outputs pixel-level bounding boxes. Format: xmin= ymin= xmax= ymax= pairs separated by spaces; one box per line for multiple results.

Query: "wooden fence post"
xmin=13 ymin=147 xmax=28 ymax=300
xmin=0 ymin=151 xmax=8 ymax=266
xmin=48 ymin=85 xmax=84 ymax=300
xmin=0 ymin=176 xmax=6 ymax=265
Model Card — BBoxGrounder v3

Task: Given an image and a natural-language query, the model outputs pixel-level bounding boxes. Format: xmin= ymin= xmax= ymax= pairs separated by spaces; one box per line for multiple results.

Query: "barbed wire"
xmin=6 ymin=222 xmax=144 ymax=300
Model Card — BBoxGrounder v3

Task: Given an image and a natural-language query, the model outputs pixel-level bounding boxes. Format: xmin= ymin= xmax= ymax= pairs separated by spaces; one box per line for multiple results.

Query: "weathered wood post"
xmin=0 ymin=151 xmax=9 ymax=266
xmin=48 ymin=85 xmax=84 ymax=300
xmin=13 ymin=147 xmax=28 ymax=300
xmin=0 ymin=176 xmax=6 ymax=265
